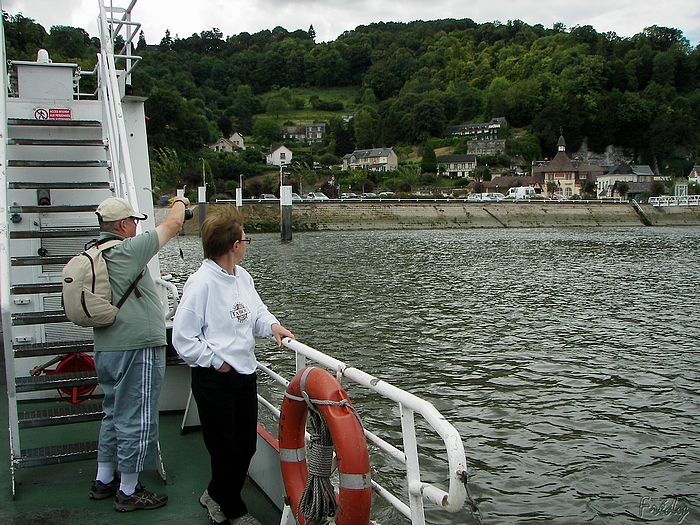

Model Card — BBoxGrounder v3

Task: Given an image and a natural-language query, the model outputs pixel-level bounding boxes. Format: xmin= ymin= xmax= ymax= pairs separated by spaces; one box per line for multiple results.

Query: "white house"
xmin=266 ymin=145 xmax=293 ymax=167
xmin=596 ymin=164 xmax=655 ymax=198
xmin=342 ymin=148 xmax=398 ymax=172
xmin=436 ymin=154 xmax=477 ymax=178
xmin=209 ymin=132 xmax=245 ymax=152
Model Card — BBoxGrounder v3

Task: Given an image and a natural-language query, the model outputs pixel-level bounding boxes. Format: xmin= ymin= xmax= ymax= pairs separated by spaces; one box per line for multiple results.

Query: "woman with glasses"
xmin=172 ymin=205 xmax=293 ymax=525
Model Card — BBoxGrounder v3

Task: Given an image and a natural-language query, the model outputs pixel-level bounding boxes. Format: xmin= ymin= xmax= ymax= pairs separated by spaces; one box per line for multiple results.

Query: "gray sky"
xmin=3 ymin=0 xmax=699 ymax=47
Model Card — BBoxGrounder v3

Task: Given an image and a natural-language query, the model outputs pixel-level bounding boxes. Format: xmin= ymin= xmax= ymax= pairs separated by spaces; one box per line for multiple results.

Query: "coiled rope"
xmin=284 ymin=390 xmax=359 ymax=525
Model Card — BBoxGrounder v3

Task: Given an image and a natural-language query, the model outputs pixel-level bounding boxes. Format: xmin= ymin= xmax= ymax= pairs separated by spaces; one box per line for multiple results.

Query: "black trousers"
xmin=191 ymin=365 xmax=258 ymax=520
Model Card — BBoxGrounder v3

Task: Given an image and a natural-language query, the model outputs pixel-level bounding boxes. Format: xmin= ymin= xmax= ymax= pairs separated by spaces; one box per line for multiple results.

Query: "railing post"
xmin=401 ymin=404 xmax=426 ymax=525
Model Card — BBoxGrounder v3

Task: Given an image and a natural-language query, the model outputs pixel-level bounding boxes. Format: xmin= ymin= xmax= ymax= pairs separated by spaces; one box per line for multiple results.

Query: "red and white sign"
xmin=34 ymin=107 xmax=72 ymax=120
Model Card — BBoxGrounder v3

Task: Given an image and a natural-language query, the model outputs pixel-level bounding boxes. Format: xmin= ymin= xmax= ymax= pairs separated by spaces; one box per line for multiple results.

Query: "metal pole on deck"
xmin=198 ymin=186 xmax=206 ymax=236
xmin=280 ymin=185 xmax=292 ymax=241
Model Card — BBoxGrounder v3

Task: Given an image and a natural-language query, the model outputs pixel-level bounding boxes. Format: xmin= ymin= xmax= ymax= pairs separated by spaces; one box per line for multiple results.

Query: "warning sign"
xmin=34 ymin=108 xmax=72 ymax=120
xmin=48 ymin=108 xmax=72 ymax=120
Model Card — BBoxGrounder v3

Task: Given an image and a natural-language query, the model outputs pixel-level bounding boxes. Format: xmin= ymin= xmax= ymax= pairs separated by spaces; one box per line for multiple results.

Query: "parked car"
xmin=341 ymin=193 xmax=358 ymax=199
xmin=307 ymin=192 xmax=330 ymax=201
xmin=260 ymin=193 xmax=277 ymax=200
xmin=550 ymin=193 xmax=568 ymax=201
xmin=379 ymin=191 xmax=396 ymax=197
xmin=485 ymin=193 xmax=505 ymax=202
xmin=291 ymin=193 xmax=303 ymax=202
xmin=467 ymin=193 xmax=486 ymax=202
xmin=361 ymin=192 xmax=377 ymax=199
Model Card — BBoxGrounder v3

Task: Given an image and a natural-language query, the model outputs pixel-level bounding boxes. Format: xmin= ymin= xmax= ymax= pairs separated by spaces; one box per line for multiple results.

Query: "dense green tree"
xmin=265 ymin=95 xmax=289 ymax=119
xmin=252 ymin=118 xmax=281 ymax=145
xmin=411 ymin=98 xmax=446 ymax=139
xmin=353 ymin=107 xmax=380 ymax=148
xmin=3 ymin=13 xmax=48 ymax=59
xmin=421 ymin=143 xmax=437 ymax=173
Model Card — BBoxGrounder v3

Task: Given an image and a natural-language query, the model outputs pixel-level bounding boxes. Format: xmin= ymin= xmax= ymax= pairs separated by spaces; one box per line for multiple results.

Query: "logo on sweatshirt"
xmin=230 ymin=302 xmax=250 ymax=323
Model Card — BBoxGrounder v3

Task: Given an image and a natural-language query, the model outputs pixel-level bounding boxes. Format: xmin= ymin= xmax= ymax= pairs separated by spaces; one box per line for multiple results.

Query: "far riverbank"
xmin=175 ymin=201 xmax=700 ymax=234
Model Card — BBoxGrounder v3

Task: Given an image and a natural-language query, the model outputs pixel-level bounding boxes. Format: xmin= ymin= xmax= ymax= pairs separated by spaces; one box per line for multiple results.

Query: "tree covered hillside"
xmin=4 ymin=12 xmax=700 ymax=195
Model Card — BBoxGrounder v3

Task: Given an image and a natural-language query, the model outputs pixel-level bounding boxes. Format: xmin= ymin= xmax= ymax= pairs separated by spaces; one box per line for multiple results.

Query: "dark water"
xmin=160 ymin=227 xmax=700 ymax=525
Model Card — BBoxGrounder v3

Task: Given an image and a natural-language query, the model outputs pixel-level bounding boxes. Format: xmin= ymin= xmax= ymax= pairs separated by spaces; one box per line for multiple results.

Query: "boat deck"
xmin=0 ymin=359 xmax=282 ymax=525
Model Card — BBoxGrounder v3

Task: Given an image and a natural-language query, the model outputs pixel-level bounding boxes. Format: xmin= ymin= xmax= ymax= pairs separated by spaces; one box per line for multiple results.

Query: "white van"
xmin=505 ymin=187 xmax=536 ymax=200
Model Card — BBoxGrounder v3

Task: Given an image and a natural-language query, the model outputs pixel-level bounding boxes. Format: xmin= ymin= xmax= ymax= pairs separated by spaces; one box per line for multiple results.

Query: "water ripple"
xmin=160 ymin=227 xmax=700 ymax=524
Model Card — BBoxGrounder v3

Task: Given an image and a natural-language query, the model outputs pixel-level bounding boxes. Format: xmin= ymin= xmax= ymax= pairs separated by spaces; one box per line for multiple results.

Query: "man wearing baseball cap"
xmin=89 ymin=195 xmax=189 ymax=512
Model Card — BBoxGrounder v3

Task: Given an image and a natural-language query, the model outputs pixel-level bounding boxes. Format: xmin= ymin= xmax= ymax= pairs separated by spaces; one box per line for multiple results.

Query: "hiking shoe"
xmin=89 ymin=476 xmax=119 ymax=500
xmin=230 ymin=514 xmax=262 ymax=525
xmin=113 ymin=483 xmax=168 ymax=512
xmin=199 ymin=489 xmax=229 ymax=524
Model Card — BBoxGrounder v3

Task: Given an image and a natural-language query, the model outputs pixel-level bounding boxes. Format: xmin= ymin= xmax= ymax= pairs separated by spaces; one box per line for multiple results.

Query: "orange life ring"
xmin=279 ymin=366 xmax=372 ymax=525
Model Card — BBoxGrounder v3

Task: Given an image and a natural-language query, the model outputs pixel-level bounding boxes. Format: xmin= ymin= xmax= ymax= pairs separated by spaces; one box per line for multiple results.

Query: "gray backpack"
xmin=62 ymin=239 xmax=144 ymax=327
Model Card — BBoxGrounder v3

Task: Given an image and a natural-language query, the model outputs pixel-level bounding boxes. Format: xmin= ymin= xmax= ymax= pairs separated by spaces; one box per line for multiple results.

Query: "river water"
xmin=159 ymin=227 xmax=700 ymax=525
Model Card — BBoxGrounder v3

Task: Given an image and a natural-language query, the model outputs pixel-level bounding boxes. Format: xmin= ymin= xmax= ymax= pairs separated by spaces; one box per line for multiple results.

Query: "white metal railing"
xmin=96 ymin=0 xmax=140 ymax=212
xmin=256 ymin=338 xmax=470 ymax=525
xmin=0 ymin=0 xmax=22 ymax=496
xmin=648 ymin=195 xmax=700 ymax=206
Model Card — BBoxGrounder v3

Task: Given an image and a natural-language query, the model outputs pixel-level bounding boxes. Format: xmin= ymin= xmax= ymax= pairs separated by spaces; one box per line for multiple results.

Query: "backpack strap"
xmin=115 ymin=269 xmax=146 ymax=308
xmin=90 ymin=237 xmax=146 ymax=308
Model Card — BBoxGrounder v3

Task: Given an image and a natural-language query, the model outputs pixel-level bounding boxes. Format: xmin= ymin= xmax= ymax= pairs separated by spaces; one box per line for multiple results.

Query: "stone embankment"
xmin=179 ymin=201 xmax=700 ymax=234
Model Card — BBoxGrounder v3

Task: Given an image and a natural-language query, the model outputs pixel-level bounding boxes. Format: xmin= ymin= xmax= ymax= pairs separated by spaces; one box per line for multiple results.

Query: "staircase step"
xmin=11 ymin=310 xmax=68 ymax=325
xmin=9 ymin=204 xmax=99 ymax=213
xmin=16 ymin=441 xmax=98 ymax=469
xmin=8 ymin=160 xmax=108 ymax=168
xmin=13 ymin=340 xmax=94 ymax=358
xmin=16 ymin=370 xmax=98 ymax=393
xmin=12 ymin=255 xmax=74 ymax=267
xmin=8 ymin=118 xmax=101 ymax=127
xmin=8 ymin=181 xmax=111 ymax=190
xmin=11 ymin=282 xmax=63 ymax=294
xmin=10 ymin=228 xmax=99 ymax=239
xmin=19 ymin=402 xmax=104 ymax=429
xmin=8 ymin=138 xmax=105 ymax=146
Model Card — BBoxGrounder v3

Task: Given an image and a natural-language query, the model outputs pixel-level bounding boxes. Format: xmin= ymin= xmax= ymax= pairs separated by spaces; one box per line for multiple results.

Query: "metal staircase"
xmin=1 ymin=1 xmax=164 ymax=496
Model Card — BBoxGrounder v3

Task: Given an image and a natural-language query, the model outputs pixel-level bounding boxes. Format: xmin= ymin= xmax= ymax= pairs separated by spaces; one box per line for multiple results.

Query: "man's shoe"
xmin=89 ymin=476 xmax=119 ymax=500
xmin=113 ymin=483 xmax=168 ymax=512
xmin=230 ymin=514 xmax=262 ymax=525
xmin=199 ymin=489 xmax=229 ymax=524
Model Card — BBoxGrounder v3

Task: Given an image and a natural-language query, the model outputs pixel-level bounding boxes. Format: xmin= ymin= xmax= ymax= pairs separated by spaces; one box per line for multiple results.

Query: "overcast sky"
xmin=3 ymin=0 xmax=700 ymax=47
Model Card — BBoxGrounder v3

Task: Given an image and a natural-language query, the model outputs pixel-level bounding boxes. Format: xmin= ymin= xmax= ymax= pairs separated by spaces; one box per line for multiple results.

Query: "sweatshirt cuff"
xmin=210 ymin=355 xmax=225 ymax=371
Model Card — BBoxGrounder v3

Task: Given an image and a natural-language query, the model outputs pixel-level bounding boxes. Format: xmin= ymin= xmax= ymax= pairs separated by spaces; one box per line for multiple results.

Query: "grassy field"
xmin=260 ymin=86 xmax=363 ymax=125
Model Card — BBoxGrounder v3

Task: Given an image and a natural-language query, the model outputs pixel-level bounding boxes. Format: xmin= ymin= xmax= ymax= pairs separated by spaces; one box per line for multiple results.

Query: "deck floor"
xmin=1 ymin=360 xmax=281 ymax=525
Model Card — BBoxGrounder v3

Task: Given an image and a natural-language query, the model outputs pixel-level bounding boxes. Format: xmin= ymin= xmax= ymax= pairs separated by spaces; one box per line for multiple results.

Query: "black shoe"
xmin=89 ymin=476 xmax=119 ymax=500
xmin=113 ymin=483 xmax=168 ymax=512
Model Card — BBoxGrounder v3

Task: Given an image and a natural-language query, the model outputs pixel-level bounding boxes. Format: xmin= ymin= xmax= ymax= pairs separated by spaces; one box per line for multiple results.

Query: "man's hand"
xmin=168 ymin=196 xmax=190 ymax=207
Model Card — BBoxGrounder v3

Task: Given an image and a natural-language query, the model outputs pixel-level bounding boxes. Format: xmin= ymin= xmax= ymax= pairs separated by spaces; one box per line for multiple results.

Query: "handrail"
xmin=648 ymin=195 xmax=700 ymax=206
xmin=154 ymin=278 xmax=180 ymax=320
xmin=96 ymin=0 xmax=140 ymax=213
xmin=256 ymin=338 xmax=469 ymax=524
xmin=0 ymin=0 xmax=22 ymax=495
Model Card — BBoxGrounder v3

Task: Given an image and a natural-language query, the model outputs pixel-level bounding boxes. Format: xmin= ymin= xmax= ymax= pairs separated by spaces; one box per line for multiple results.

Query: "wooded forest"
xmin=3 ymin=11 xmax=700 ymax=197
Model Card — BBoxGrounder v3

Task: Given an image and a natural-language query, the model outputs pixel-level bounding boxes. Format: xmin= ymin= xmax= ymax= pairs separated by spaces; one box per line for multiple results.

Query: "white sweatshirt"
xmin=172 ymin=259 xmax=279 ymax=374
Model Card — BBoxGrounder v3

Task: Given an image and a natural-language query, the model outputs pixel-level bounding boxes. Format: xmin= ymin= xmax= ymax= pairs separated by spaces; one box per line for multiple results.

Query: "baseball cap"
xmin=96 ymin=197 xmax=148 ymax=222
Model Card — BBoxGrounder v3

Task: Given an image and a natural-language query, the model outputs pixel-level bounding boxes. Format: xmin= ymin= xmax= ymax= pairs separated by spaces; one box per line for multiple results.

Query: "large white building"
xmin=342 ymin=148 xmax=398 ymax=172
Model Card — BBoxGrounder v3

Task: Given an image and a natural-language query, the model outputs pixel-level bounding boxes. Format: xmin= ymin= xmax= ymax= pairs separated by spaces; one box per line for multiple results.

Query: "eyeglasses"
xmin=240 ymin=237 xmax=252 ymax=244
